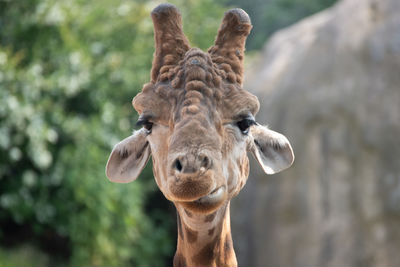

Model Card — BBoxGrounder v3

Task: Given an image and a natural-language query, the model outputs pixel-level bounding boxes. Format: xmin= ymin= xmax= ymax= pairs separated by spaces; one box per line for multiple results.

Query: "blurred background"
xmin=1 ymin=0 xmax=399 ymax=266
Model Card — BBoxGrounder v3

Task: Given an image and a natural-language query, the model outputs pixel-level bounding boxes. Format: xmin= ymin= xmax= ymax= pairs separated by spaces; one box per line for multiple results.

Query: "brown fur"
xmin=177 ymin=213 xmax=184 ymax=241
xmin=185 ymin=226 xmax=198 ymax=243
xmin=133 ymin=4 xmax=258 ymax=267
xmin=184 ymin=209 xmax=193 ymax=218
xmin=205 ymin=212 xmax=216 ymax=223
xmin=191 ymin=236 xmax=219 ymax=265
xmin=174 ymin=253 xmax=187 ymax=267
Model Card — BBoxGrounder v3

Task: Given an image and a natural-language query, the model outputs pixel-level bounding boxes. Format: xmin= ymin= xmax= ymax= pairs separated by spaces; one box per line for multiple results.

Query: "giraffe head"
xmin=106 ymin=4 xmax=294 ymax=215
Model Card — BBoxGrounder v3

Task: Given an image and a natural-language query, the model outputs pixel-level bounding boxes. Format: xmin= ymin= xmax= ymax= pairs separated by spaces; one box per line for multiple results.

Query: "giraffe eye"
xmin=236 ymin=118 xmax=256 ymax=135
xmin=136 ymin=117 xmax=153 ymax=133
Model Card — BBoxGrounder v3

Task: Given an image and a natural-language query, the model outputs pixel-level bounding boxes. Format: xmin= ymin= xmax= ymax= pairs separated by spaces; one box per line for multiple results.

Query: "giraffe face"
xmin=129 ymin=49 xmax=262 ymax=213
xmin=105 ymin=4 xmax=294 ymax=214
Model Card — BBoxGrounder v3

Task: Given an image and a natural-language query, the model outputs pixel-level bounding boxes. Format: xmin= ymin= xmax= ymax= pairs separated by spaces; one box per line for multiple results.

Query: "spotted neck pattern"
xmin=174 ymin=203 xmax=237 ymax=267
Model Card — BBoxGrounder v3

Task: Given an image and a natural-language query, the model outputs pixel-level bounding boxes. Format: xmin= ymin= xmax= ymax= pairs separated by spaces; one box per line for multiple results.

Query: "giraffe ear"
xmin=106 ymin=129 xmax=151 ymax=183
xmin=249 ymin=124 xmax=294 ymax=175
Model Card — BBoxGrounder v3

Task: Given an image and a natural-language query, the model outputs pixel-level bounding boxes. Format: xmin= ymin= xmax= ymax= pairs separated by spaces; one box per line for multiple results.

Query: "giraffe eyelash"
xmin=136 ymin=116 xmax=153 ymax=133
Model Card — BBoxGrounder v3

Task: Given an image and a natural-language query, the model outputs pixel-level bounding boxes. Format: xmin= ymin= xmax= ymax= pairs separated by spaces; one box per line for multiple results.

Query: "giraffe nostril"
xmin=200 ymin=155 xmax=211 ymax=170
xmin=173 ymin=154 xmax=212 ymax=174
xmin=174 ymin=159 xmax=183 ymax=172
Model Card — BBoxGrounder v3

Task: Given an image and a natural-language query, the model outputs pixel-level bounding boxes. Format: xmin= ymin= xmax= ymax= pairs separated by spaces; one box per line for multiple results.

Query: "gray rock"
xmin=231 ymin=0 xmax=400 ymax=266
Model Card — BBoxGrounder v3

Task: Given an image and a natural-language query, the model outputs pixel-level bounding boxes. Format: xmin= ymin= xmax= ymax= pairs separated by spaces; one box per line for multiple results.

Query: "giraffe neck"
xmin=173 ymin=202 xmax=237 ymax=267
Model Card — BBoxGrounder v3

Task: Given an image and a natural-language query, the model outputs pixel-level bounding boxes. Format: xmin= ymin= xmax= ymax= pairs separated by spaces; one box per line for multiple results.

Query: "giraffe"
xmin=106 ymin=4 xmax=294 ymax=267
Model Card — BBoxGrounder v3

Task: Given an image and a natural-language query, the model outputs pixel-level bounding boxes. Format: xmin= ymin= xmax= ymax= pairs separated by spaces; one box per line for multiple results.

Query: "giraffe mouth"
xmin=194 ymin=186 xmax=226 ymax=204
xmin=177 ymin=186 xmax=227 ymax=213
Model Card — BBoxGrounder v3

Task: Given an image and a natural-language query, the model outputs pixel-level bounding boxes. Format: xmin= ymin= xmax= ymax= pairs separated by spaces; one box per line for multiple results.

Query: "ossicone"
xmin=208 ymin=8 xmax=252 ymax=85
xmin=150 ymin=3 xmax=191 ymax=82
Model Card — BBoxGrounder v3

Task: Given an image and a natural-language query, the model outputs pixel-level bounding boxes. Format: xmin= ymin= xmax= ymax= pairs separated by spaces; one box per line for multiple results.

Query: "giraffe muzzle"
xmin=168 ymin=169 xmax=215 ymax=202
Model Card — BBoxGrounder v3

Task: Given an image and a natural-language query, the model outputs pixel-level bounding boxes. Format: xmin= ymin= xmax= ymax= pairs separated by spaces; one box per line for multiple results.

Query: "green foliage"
xmin=228 ymin=0 xmax=337 ymax=50
xmin=0 ymin=0 xmax=225 ymax=266
xmin=0 ymin=245 xmax=59 ymax=267
xmin=0 ymin=0 xmax=336 ymax=265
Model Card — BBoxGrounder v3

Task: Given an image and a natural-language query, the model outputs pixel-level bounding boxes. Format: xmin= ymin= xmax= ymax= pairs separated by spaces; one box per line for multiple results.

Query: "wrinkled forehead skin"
xmin=132 ymin=48 xmax=260 ymax=131
xmin=132 ymin=3 xmax=259 ymax=133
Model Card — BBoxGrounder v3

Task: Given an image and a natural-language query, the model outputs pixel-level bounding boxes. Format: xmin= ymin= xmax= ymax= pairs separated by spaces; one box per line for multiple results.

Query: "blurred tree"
xmin=0 ymin=0 xmax=225 ymax=266
xmin=0 ymin=0 xmax=340 ymax=265
xmin=227 ymin=0 xmax=337 ymax=50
